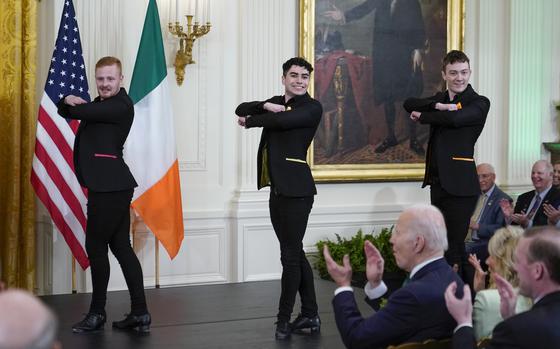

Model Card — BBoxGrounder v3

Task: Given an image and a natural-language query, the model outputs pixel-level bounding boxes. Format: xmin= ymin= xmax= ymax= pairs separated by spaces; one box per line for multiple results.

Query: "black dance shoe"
xmin=72 ymin=312 xmax=106 ymax=333
xmin=112 ymin=313 xmax=151 ymax=333
xmin=291 ymin=314 xmax=321 ymax=334
xmin=275 ymin=320 xmax=291 ymax=340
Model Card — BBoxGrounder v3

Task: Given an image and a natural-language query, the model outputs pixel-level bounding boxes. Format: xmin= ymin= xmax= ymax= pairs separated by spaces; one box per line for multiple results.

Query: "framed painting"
xmin=300 ymin=0 xmax=464 ymax=182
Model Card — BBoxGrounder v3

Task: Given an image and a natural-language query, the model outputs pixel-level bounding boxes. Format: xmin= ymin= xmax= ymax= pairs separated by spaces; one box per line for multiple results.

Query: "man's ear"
xmin=414 ymin=235 xmax=425 ymax=253
xmin=533 ymin=262 xmax=546 ymax=281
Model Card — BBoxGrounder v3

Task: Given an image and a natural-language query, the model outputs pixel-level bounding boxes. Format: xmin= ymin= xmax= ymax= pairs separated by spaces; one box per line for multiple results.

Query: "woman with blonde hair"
xmin=468 ymin=225 xmax=532 ymax=340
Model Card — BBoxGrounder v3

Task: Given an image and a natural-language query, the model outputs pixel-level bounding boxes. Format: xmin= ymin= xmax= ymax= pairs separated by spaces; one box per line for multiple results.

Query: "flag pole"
xmin=155 ymin=237 xmax=160 ymax=288
xmin=71 ymin=256 xmax=77 ymax=294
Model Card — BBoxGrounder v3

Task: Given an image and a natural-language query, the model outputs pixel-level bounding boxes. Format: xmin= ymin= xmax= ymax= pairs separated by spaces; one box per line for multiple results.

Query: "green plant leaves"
xmin=314 ymin=227 xmax=399 ymax=281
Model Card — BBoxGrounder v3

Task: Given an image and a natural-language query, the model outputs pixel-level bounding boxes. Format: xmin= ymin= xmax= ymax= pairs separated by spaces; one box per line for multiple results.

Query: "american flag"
xmin=31 ymin=0 xmax=90 ymax=269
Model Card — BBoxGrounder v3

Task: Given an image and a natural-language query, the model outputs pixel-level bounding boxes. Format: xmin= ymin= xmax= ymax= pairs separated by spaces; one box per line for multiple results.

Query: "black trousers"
xmin=430 ymin=183 xmax=477 ymax=274
xmin=269 ymin=191 xmax=317 ymax=322
xmin=86 ymin=189 xmax=147 ymax=315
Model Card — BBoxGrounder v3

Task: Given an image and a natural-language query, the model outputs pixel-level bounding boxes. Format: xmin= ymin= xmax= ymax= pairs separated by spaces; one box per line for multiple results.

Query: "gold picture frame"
xmin=300 ymin=0 xmax=464 ymax=182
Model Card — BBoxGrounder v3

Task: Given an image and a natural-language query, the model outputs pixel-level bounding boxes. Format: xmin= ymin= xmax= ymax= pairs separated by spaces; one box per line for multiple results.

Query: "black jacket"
xmin=236 ymin=93 xmax=322 ymax=197
xmin=513 ymin=187 xmax=560 ymax=226
xmin=453 ymin=291 xmax=560 ymax=349
xmin=57 ymin=88 xmax=137 ymax=192
xmin=404 ymin=84 xmax=490 ymax=196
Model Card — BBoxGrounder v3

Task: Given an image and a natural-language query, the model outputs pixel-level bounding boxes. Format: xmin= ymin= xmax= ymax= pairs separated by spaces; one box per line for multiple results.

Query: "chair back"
xmin=386 ymin=338 xmax=452 ymax=349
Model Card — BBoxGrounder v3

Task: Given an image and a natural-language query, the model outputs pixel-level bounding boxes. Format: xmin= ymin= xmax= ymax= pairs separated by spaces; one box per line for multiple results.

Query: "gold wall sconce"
xmin=168 ymin=1 xmax=211 ymax=85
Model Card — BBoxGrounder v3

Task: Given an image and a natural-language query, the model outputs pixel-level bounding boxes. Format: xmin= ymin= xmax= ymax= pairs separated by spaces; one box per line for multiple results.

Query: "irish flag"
xmin=125 ymin=0 xmax=184 ymax=258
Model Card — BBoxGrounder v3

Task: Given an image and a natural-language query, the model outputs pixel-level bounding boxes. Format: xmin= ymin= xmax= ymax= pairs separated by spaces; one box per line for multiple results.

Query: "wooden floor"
xmin=42 ymin=279 xmax=373 ymax=349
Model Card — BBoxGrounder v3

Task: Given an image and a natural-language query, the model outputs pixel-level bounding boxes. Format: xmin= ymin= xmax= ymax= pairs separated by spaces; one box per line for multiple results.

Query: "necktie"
xmin=466 ymin=194 xmax=487 ymax=241
xmin=527 ymin=195 xmax=542 ymax=220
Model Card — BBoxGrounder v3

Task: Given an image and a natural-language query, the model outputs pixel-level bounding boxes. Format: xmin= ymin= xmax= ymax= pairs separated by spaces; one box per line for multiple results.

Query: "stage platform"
xmin=42 ymin=279 xmax=373 ymax=349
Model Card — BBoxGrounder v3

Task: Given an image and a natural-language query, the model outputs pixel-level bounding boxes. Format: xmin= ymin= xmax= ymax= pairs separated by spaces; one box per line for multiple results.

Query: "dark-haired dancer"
xmin=236 ymin=57 xmax=322 ymax=340
xmin=404 ymin=50 xmax=490 ymax=278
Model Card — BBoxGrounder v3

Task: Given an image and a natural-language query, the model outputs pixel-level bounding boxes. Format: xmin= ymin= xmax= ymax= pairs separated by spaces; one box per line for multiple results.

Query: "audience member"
xmin=500 ymin=160 xmax=560 ymax=228
xmin=467 ymin=226 xmax=531 ymax=340
xmin=464 ymin=163 xmax=511 ymax=281
xmin=445 ymin=226 xmax=560 ymax=349
xmin=0 ymin=289 xmax=61 ymax=349
xmin=552 ymin=161 xmax=560 ymax=189
xmin=324 ymin=204 xmax=463 ymax=348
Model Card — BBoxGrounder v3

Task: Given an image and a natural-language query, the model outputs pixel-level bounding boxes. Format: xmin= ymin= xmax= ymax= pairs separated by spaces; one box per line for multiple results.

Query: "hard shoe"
xmin=274 ymin=320 xmax=291 ymax=340
xmin=291 ymin=314 xmax=321 ymax=334
xmin=112 ymin=313 xmax=151 ymax=333
xmin=72 ymin=312 xmax=106 ymax=333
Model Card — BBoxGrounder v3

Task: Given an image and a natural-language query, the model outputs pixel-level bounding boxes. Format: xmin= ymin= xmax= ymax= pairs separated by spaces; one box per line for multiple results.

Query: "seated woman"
xmin=468 ymin=226 xmax=532 ymax=340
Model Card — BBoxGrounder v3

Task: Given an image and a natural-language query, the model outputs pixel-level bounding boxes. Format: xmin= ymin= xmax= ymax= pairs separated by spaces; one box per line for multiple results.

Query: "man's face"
xmin=514 ymin=238 xmax=534 ymax=298
xmin=531 ymin=162 xmax=553 ymax=192
xmin=282 ymin=65 xmax=310 ymax=99
xmin=390 ymin=214 xmax=417 ymax=272
xmin=477 ymin=165 xmax=496 ymax=193
xmin=95 ymin=64 xmax=123 ymax=100
xmin=442 ymin=61 xmax=471 ymax=96
xmin=553 ymin=164 xmax=560 ymax=186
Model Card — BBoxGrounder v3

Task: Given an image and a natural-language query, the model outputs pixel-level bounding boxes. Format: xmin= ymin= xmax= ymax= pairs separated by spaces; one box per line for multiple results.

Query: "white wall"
xmin=35 ymin=0 xmax=560 ymax=294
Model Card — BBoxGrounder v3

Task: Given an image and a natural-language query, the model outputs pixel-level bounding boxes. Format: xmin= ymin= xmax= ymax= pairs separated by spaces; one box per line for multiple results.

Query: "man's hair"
xmin=477 ymin=163 xmax=495 ymax=174
xmin=282 ymin=57 xmax=313 ymax=76
xmin=95 ymin=56 xmax=122 ymax=73
xmin=441 ymin=50 xmax=470 ymax=72
xmin=487 ymin=226 xmax=523 ymax=288
xmin=404 ymin=204 xmax=448 ymax=252
xmin=533 ymin=159 xmax=553 ymax=175
xmin=0 ymin=290 xmax=58 ymax=349
xmin=524 ymin=226 xmax=560 ymax=284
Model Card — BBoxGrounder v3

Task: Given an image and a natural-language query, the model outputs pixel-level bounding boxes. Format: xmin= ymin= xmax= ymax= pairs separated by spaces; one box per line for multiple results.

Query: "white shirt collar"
xmin=536 ymin=185 xmax=552 ymax=199
xmin=409 ymin=256 xmax=444 ymax=279
xmin=483 ymin=184 xmax=496 ymax=197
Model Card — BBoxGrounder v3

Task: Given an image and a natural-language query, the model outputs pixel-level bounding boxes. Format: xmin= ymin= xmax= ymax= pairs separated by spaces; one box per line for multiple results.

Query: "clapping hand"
xmin=364 ymin=240 xmax=384 ymax=288
xmin=468 ymin=253 xmax=487 ymax=292
xmin=444 ymin=281 xmax=473 ymax=325
xmin=543 ymin=203 xmax=560 ymax=225
xmin=323 ymin=245 xmax=352 ymax=287
xmin=494 ymin=273 xmax=517 ymax=320
xmin=499 ymin=199 xmax=515 ymax=224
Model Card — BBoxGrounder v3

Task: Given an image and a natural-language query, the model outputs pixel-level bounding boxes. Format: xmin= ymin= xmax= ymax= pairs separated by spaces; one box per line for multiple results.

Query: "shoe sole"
xmin=72 ymin=325 xmax=105 ymax=334
xmin=292 ymin=326 xmax=320 ymax=334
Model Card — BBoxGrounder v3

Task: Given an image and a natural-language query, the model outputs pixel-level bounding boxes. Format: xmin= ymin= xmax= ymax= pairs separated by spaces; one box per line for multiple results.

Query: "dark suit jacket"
xmin=453 ymin=291 xmax=560 ymax=349
xmin=235 ymin=93 xmax=322 ymax=197
xmin=403 ymin=85 xmax=490 ymax=197
xmin=475 ymin=185 xmax=512 ymax=240
xmin=514 ymin=187 xmax=560 ymax=226
xmin=333 ymin=258 xmax=463 ymax=349
xmin=57 ymin=88 xmax=137 ymax=192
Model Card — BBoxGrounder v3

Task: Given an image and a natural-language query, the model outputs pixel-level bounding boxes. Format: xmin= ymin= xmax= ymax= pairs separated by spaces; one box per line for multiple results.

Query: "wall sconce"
xmin=168 ymin=2 xmax=211 ymax=86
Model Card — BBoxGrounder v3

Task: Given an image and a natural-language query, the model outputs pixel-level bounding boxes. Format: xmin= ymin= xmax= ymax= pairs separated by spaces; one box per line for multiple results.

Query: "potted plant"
xmin=314 ymin=227 xmax=406 ymax=296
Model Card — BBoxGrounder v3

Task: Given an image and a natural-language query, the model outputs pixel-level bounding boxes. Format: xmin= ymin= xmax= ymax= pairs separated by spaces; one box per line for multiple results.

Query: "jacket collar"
xmin=93 ymin=87 xmax=126 ymax=102
xmin=534 ymin=290 xmax=560 ymax=308
xmin=410 ymin=258 xmax=449 ymax=281
xmin=284 ymin=92 xmax=311 ymax=106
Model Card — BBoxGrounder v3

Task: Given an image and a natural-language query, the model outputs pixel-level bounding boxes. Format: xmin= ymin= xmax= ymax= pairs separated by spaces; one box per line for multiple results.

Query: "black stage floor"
xmin=42 ymin=279 xmax=373 ymax=349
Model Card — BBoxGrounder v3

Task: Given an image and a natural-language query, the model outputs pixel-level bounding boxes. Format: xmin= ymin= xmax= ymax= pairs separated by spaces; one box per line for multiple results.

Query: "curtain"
xmin=0 ymin=0 xmax=38 ymax=291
